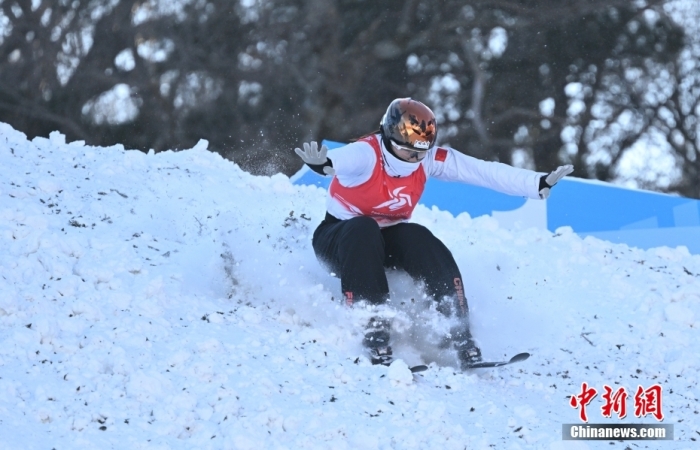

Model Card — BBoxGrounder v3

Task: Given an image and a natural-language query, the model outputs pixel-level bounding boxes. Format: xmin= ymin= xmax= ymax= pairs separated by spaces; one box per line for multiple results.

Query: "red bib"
xmin=329 ymin=135 xmax=426 ymax=226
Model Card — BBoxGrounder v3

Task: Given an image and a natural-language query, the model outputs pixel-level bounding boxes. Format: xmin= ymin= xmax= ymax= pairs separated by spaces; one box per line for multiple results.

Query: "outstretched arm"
xmin=426 ymin=147 xmax=574 ymax=199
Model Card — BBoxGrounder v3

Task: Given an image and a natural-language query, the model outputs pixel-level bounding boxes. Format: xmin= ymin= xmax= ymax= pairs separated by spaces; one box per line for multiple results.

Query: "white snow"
xmin=0 ymin=122 xmax=699 ymax=449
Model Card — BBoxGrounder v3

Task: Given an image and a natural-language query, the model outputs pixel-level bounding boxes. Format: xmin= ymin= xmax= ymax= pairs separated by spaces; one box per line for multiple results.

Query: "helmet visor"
xmin=391 ymin=140 xmax=428 ymax=162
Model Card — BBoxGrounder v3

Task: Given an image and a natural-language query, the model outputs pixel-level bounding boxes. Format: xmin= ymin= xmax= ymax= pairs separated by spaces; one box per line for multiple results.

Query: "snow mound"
xmin=0 ymin=124 xmax=699 ymax=448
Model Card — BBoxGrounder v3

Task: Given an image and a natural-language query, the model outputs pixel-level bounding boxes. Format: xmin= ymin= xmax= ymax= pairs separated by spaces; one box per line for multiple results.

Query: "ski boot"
xmin=455 ymin=337 xmax=483 ymax=370
xmin=362 ymin=316 xmax=393 ymax=366
xmin=451 ymin=324 xmax=483 ymax=370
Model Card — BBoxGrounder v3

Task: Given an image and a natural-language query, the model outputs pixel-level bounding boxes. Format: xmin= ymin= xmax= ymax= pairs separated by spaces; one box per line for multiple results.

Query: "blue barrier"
xmin=291 ymin=140 xmax=700 ymax=254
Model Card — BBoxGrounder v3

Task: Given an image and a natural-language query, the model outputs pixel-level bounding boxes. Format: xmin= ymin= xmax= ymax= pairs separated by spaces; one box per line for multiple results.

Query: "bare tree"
xmin=0 ymin=0 xmax=694 ymax=197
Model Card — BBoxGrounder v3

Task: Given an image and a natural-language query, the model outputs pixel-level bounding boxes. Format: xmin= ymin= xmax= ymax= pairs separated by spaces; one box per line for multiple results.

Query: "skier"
xmin=295 ymin=98 xmax=573 ymax=370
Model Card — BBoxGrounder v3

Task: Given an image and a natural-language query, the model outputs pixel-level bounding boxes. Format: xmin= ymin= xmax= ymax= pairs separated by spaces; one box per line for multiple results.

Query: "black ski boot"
xmin=362 ymin=316 xmax=393 ymax=365
xmin=451 ymin=321 xmax=482 ymax=370
xmin=452 ymin=324 xmax=483 ymax=370
xmin=435 ymin=296 xmax=482 ymax=369
xmin=455 ymin=337 xmax=483 ymax=370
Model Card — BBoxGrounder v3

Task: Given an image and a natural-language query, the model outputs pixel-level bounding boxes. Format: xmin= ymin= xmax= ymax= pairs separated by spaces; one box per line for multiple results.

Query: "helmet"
xmin=380 ymin=98 xmax=437 ymax=150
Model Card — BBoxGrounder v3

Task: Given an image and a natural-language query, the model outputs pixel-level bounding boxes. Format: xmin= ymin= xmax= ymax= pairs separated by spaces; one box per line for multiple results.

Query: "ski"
xmin=366 ymin=347 xmax=428 ymax=373
xmin=367 ymin=346 xmax=530 ymax=372
xmin=408 ymin=352 xmax=530 ymax=373
xmin=370 ymin=355 xmax=529 ymax=373
xmin=407 ymin=353 xmax=530 ymax=373
xmin=370 ymin=347 xmax=428 ymax=373
xmin=464 ymin=352 xmax=530 ymax=369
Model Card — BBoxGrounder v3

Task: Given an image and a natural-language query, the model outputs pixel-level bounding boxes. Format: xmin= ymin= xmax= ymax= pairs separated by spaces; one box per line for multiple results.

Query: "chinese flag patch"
xmin=435 ymin=148 xmax=448 ymax=162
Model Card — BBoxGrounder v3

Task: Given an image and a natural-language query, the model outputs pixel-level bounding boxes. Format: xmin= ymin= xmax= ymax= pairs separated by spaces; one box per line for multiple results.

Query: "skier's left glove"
xmin=538 ymin=164 xmax=574 ymax=199
xmin=294 ymin=141 xmax=335 ymax=176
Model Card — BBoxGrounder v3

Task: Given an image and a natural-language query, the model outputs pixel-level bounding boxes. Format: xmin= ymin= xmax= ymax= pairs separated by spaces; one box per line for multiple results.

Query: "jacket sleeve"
xmin=326 ymin=141 xmax=376 ymax=187
xmin=425 ymin=147 xmax=544 ymax=199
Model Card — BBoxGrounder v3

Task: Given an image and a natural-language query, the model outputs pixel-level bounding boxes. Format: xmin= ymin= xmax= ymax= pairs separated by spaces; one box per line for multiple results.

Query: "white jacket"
xmin=326 ymin=136 xmax=544 ymax=223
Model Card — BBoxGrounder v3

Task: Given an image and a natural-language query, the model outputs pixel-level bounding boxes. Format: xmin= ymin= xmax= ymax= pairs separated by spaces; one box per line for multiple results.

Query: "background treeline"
xmin=1 ymin=0 xmax=699 ymax=197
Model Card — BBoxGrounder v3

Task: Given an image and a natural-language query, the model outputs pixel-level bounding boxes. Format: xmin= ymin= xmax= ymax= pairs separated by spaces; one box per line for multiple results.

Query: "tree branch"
xmin=461 ymin=37 xmax=490 ymax=146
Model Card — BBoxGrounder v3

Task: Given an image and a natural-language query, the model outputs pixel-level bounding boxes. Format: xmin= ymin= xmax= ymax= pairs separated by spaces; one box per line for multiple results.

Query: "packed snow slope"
xmin=1 ymin=122 xmax=699 ymax=450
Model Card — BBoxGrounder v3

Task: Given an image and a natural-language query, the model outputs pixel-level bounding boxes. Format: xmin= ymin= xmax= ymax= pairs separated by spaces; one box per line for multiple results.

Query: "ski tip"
xmin=509 ymin=352 xmax=530 ymax=363
xmin=410 ymin=364 xmax=429 ymax=373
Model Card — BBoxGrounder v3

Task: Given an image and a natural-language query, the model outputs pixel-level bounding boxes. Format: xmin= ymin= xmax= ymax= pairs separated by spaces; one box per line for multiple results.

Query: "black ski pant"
xmin=312 ymin=214 xmax=469 ymax=317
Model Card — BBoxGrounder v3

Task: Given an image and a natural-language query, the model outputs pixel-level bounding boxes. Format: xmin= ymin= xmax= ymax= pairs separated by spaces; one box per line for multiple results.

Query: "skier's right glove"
xmin=294 ymin=141 xmax=335 ymax=176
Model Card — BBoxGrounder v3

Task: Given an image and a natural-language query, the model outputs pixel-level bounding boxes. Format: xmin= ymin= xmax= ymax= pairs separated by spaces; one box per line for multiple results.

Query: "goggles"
xmin=391 ymin=140 xmax=428 ymax=162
